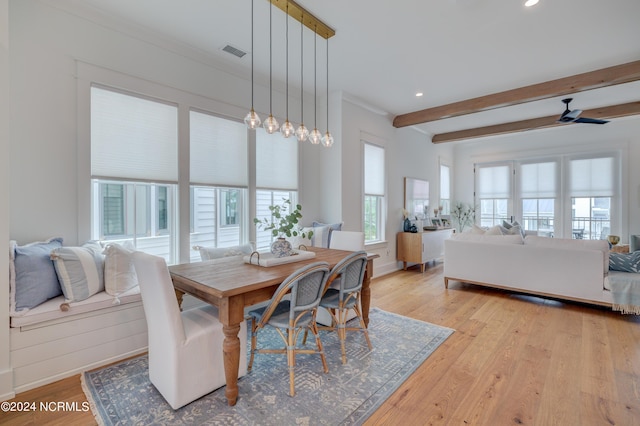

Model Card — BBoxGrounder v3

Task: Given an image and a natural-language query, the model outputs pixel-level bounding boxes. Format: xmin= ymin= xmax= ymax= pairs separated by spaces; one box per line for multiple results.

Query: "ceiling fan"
xmin=557 ymin=98 xmax=609 ymax=124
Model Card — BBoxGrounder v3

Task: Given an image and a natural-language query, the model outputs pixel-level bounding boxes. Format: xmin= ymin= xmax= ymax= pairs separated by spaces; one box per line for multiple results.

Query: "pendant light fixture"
xmin=280 ymin=3 xmax=294 ymax=138
xmin=263 ymin=0 xmax=279 ymax=134
xmin=295 ymin=13 xmax=309 ymax=142
xmin=321 ymin=36 xmax=334 ymax=148
xmin=308 ymin=25 xmax=322 ymax=145
xmin=243 ymin=0 xmax=260 ymax=129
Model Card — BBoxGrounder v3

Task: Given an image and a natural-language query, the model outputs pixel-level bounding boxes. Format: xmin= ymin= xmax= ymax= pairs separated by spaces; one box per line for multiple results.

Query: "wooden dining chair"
xmin=132 ymin=251 xmax=247 ymax=409
xmin=318 ymin=251 xmax=372 ymax=364
xmin=247 ymin=261 xmax=330 ymax=397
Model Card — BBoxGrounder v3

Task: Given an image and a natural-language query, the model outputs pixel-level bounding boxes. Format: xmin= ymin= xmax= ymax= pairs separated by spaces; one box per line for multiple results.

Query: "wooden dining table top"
xmin=169 ymin=247 xmax=378 ymax=300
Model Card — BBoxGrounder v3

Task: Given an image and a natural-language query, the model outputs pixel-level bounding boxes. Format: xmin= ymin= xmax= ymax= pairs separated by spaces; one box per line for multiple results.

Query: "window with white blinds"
xmin=364 ymin=143 xmax=385 ymax=196
xmin=518 ymin=161 xmax=557 ymax=236
xmin=189 ymin=111 xmax=248 ymax=258
xmin=190 ymin=110 xmax=248 ymax=187
xmin=90 ymin=85 xmax=178 ymax=262
xmin=91 ymin=86 xmax=178 ymax=182
xmin=569 ymin=156 xmax=615 ymax=197
xmin=440 ymin=164 xmax=451 ymax=214
xmin=256 ymin=129 xmax=298 ymax=191
xmin=364 ymin=143 xmax=385 ymax=243
xmin=476 ymin=164 xmax=511 ymax=227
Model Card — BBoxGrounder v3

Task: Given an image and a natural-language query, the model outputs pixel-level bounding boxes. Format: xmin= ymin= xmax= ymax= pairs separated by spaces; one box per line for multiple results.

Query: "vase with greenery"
xmin=450 ymin=202 xmax=476 ymax=233
xmin=253 ymin=199 xmax=313 ymax=257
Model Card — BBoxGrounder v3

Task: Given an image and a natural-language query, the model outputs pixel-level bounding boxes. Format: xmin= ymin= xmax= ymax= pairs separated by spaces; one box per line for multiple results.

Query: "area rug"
xmin=82 ymin=308 xmax=453 ymax=426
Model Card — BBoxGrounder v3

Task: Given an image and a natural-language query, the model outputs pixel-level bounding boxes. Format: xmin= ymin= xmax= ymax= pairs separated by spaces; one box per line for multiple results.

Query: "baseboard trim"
xmin=0 ymin=367 xmax=15 ymax=401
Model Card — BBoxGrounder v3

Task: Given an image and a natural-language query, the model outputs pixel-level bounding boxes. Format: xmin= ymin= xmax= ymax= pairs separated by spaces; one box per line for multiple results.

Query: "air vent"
xmin=222 ymin=44 xmax=247 ymax=58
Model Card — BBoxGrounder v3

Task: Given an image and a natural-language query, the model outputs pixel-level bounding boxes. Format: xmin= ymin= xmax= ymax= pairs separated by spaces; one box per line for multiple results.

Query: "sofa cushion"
xmin=51 ymin=241 xmax=105 ymax=303
xmin=103 ymin=242 xmax=138 ymax=297
xmin=609 ymin=251 xmax=640 ymax=273
xmin=452 ymin=233 xmax=524 ymax=244
xmin=195 ymin=243 xmax=255 ymax=261
xmin=525 ymin=236 xmax=609 ymax=273
xmin=10 ymin=237 xmax=64 ymax=314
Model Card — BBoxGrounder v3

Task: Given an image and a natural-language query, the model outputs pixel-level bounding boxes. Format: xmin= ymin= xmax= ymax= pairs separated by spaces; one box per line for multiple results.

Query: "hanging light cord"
xmin=250 ymin=0 xmax=254 ymax=109
xmin=326 ymin=37 xmax=329 ymax=131
xmin=314 ymin=24 xmax=317 ymax=128
xmin=300 ymin=14 xmax=304 ymax=124
xmin=285 ymin=3 xmax=289 ymax=120
xmin=268 ymin=2 xmax=273 ymax=115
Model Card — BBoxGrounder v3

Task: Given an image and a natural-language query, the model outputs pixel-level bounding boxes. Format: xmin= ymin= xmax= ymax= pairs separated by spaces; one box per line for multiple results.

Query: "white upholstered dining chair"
xmin=132 ymin=251 xmax=247 ymax=409
xmin=329 ymin=231 xmax=365 ymax=251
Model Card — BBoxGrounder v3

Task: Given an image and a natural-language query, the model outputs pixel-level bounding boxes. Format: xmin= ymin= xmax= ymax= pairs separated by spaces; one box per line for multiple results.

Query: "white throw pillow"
xmin=485 ymin=225 xmax=504 ymax=235
xmin=51 ymin=241 xmax=105 ymax=303
xmin=103 ymin=242 xmax=138 ymax=297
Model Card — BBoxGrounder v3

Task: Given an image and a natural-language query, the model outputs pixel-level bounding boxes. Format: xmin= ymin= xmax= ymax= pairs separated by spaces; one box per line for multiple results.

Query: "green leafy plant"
xmin=450 ymin=202 xmax=476 ymax=233
xmin=253 ymin=199 xmax=313 ymax=239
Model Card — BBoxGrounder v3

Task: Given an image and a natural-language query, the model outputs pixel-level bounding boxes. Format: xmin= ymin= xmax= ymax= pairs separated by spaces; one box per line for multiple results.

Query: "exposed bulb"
xmin=263 ymin=114 xmax=280 ymax=134
xmin=244 ymin=109 xmax=261 ymax=129
xmin=321 ymin=131 xmax=334 ymax=148
xmin=308 ymin=128 xmax=322 ymax=145
xmin=296 ymin=123 xmax=309 ymax=142
xmin=280 ymin=120 xmax=295 ymax=138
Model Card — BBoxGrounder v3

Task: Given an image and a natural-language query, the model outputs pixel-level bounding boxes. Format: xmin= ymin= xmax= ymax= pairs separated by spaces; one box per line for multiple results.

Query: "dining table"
xmin=168 ymin=246 xmax=378 ymax=406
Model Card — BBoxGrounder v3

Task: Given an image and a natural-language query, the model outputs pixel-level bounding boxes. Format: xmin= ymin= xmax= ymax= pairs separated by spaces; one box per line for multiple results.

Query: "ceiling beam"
xmin=393 ymin=60 xmax=640 ymax=128
xmin=431 ymin=101 xmax=640 ymax=144
xmin=270 ymin=0 xmax=335 ymax=39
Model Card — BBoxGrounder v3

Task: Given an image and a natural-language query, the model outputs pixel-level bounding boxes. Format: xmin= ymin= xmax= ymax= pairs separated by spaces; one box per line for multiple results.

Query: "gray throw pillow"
xmin=13 ymin=237 xmax=64 ymax=312
xmin=609 ymin=251 xmax=640 ymax=273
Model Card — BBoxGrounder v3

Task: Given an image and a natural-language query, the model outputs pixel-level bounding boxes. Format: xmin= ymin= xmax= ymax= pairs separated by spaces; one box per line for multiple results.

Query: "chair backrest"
xmin=132 ymin=251 xmax=186 ymax=344
xmin=260 ymin=262 xmax=330 ymax=325
xmin=329 ymin=231 xmax=365 ymax=251
xmin=330 ymin=251 xmax=368 ymax=298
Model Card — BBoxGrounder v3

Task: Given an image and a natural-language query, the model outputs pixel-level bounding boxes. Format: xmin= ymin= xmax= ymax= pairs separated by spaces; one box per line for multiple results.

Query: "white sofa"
xmin=443 ymin=234 xmax=613 ymax=306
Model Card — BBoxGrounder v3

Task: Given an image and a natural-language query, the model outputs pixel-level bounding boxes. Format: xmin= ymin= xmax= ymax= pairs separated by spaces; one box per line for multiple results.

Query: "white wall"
xmin=452 ymin=117 xmax=640 ymax=242
xmin=0 ymin=0 xmax=13 ymax=401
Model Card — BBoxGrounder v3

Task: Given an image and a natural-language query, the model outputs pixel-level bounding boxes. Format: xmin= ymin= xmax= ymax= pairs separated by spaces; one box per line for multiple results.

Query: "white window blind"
xmin=440 ymin=164 xmax=450 ymax=199
xmin=520 ymin=162 xmax=556 ymax=198
xmin=570 ymin=157 xmax=615 ymax=197
xmin=91 ymin=86 xmax=178 ymax=182
xmin=477 ymin=165 xmax=510 ymax=198
xmin=190 ymin=111 xmax=248 ymax=187
xmin=256 ymin=129 xmax=298 ymax=190
xmin=364 ymin=143 xmax=385 ymax=196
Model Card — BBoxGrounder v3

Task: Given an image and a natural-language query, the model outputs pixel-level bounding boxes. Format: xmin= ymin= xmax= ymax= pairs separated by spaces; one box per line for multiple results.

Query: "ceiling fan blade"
xmin=574 ymin=117 xmax=609 ymax=124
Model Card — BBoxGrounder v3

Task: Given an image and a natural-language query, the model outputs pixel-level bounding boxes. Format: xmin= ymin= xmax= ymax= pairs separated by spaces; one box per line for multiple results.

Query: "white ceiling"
xmin=48 ymin=0 xmax=640 ymax=139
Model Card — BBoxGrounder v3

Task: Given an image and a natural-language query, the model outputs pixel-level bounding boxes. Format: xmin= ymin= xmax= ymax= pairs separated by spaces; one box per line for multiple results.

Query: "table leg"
xmin=220 ymin=296 xmax=244 ymax=406
xmin=361 ymin=259 xmax=373 ymax=328
xmin=222 ymin=323 xmax=241 ymax=406
xmin=174 ymin=289 xmax=184 ymax=310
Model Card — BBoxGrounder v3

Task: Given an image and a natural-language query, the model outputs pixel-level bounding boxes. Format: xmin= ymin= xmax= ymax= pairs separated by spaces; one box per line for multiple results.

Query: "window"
xmin=90 ymin=86 xmax=178 ymax=262
xmin=476 ymin=164 xmax=511 ymax=227
xmin=189 ymin=110 xmax=248 ymax=257
xmin=255 ymin=129 xmax=299 ymax=250
xmin=518 ymin=161 xmax=557 ymax=236
xmin=440 ymin=163 xmax=451 ymax=215
xmin=364 ymin=143 xmax=385 ymax=243
xmin=569 ymin=156 xmax=615 ymax=240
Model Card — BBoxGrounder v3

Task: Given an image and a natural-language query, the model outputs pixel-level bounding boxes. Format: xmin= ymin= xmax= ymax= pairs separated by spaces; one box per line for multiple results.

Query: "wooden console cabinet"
xmin=397 ymin=229 xmax=454 ymax=272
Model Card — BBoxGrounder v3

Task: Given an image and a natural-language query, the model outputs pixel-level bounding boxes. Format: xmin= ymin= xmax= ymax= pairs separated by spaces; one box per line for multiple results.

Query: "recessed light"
xmin=415 ymin=92 xmax=423 ymax=97
xmin=524 ymin=0 xmax=539 ymax=7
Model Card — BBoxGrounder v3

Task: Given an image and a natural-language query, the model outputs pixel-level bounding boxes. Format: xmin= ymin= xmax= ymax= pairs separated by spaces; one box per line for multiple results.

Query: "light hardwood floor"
xmin=3 ymin=261 xmax=639 ymax=425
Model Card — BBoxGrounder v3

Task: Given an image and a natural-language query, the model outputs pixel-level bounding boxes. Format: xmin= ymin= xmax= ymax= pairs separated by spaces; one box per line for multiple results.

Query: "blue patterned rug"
xmin=82 ymin=308 xmax=453 ymax=425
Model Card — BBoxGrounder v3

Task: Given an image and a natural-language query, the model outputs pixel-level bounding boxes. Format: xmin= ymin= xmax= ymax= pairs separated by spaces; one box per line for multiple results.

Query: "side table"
xmin=611 ymin=244 xmax=629 ymax=254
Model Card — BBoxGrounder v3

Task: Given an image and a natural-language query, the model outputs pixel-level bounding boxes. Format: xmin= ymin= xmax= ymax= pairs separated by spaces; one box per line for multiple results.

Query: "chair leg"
xmin=338 ymin=310 xmax=347 ymax=364
xmin=311 ymin=321 xmax=329 ymax=373
xmin=353 ymin=305 xmax=372 ymax=350
xmin=288 ymin=328 xmax=296 ymax=397
xmin=248 ymin=318 xmax=257 ymax=372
